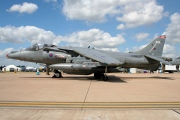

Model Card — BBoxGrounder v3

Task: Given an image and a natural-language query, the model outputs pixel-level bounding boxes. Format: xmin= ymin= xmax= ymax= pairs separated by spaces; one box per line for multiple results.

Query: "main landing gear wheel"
xmin=52 ymin=70 xmax=62 ymax=78
xmin=94 ymin=73 xmax=102 ymax=79
xmin=94 ymin=73 xmax=108 ymax=81
xmin=103 ymin=75 xmax=108 ymax=81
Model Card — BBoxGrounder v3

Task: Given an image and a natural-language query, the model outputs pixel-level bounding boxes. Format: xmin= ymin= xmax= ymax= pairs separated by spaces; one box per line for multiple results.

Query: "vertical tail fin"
xmin=135 ymin=35 xmax=166 ymax=56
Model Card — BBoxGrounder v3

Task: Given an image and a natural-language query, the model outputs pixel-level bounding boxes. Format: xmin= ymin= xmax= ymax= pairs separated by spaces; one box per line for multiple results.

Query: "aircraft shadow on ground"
xmin=55 ymin=75 xmax=127 ymax=83
xmin=120 ymin=76 xmax=174 ymax=81
xmin=20 ymin=75 xmax=174 ymax=82
xmin=20 ymin=77 xmax=53 ymax=79
xmin=20 ymin=75 xmax=126 ymax=83
xmin=150 ymin=76 xmax=174 ymax=80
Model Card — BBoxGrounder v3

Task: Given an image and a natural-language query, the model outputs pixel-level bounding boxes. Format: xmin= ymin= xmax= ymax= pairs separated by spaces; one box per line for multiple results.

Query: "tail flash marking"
xmin=149 ymin=44 xmax=157 ymax=54
xmin=159 ymin=35 xmax=166 ymax=39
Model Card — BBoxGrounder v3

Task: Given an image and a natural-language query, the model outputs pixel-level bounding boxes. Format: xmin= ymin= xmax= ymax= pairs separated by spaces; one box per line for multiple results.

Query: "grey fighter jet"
xmin=7 ymin=35 xmax=170 ymax=80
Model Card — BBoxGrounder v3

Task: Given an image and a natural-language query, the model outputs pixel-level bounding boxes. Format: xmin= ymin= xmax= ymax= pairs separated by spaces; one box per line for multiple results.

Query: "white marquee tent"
xmin=2 ymin=65 xmax=22 ymax=72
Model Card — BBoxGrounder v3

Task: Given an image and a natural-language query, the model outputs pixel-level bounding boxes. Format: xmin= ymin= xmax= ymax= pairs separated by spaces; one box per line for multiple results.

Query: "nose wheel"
xmin=52 ymin=70 xmax=62 ymax=78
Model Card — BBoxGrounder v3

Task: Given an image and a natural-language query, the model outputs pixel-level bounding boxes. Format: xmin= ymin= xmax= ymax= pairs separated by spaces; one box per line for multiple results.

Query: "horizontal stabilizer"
xmin=145 ymin=55 xmax=171 ymax=65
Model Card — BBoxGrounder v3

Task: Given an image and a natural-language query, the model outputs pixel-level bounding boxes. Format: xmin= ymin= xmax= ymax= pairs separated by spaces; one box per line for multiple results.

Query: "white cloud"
xmin=117 ymin=1 xmax=164 ymax=28
xmin=62 ymin=0 xmax=165 ymax=28
xmin=44 ymin=0 xmax=57 ymax=2
xmin=125 ymin=44 xmax=147 ymax=53
xmin=66 ymin=29 xmax=126 ymax=48
xmin=0 ymin=48 xmax=14 ymax=57
xmin=164 ymin=13 xmax=180 ymax=44
xmin=135 ymin=33 xmax=149 ymax=41
xmin=0 ymin=26 xmax=125 ymax=50
xmin=153 ymin=33 xmax=159 ymax=39
xmin=0 ymin=26 xmax=62 ymax=45
xmin=162 ymin=44 xmax=176 ymax=58
xmin=163 ymin=44 xmax=175 ymax=54
xmin=62 ymin=0 xmax=119 ymax=22
xmin=7 ymin=2 xmax=38 ymax=14
xmin=116 ymin=24 xmax=125 ymax=30
xmin=44 ymin=0 xmax=60 ymax=10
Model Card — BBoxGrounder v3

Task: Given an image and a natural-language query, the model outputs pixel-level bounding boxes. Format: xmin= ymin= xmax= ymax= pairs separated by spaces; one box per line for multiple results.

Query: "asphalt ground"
xmin=0 ymin=72 xmax=180 ymax=119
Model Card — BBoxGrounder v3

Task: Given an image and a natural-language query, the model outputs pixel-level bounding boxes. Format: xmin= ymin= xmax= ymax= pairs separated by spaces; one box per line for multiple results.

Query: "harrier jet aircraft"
xmin=7 ymin=35 xmax=170 ymax=80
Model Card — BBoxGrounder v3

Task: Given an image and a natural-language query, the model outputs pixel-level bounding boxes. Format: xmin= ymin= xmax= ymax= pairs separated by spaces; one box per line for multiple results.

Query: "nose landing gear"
xmin=52 ymin=70 xmax=62 ymax=78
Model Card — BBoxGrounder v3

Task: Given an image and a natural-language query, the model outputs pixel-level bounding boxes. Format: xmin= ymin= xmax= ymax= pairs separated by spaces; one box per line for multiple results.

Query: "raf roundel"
xmin=49 ymin=53 xmax=53 ymax=57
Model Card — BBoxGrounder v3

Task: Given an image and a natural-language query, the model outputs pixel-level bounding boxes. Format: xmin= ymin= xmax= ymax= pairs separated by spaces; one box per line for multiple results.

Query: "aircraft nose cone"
xmin=7 ymin=51 xmax=20 ymax=60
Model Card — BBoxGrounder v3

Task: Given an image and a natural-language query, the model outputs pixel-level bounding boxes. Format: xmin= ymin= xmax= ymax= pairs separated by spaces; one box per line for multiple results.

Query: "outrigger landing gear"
xmin=52 ymin=70 xmax=62 ymax=78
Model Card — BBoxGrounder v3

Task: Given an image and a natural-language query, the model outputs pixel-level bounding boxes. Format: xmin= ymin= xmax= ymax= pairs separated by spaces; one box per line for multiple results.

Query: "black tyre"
xmin=94 ymin=73 xmax=102 ymax=79
xmin=103 ymin=75 xmax=108 ymax=81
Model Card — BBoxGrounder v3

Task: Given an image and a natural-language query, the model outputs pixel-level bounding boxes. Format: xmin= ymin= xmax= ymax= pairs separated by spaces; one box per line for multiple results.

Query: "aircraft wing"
xmin=145 ymin=54 xmax=171 ymax=65
xmin=44 ymin=47 xmax=122 ymax=66
xmin=71 ymin=47 xmax=122 ymax=66
xmin=55 ymin=47 xmax=122 ymax=66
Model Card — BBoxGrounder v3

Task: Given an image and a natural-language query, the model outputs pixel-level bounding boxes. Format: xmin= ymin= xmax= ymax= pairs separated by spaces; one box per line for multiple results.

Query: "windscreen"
xmin=25 ymin=44 xmax=56 ymax=51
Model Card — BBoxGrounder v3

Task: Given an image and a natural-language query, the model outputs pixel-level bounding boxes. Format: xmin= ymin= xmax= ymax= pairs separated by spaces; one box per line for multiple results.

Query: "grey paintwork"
xmin=7 ymin=44 xmax=68 ymax=65
xmin=7 ymin=36 xmax=169 ymax=75
xmin=171 ymin=57 xmax=180 ymax=65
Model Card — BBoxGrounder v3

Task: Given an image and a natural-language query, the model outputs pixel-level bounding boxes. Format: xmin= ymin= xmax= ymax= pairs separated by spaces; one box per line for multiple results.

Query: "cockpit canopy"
xmin=25 ymin=44 xmax=56 ymax=51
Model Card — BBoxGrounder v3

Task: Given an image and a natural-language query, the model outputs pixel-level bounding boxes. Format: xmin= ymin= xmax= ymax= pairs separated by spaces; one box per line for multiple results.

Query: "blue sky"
xmin=0 ymin=0 xmax=180 ymax=66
